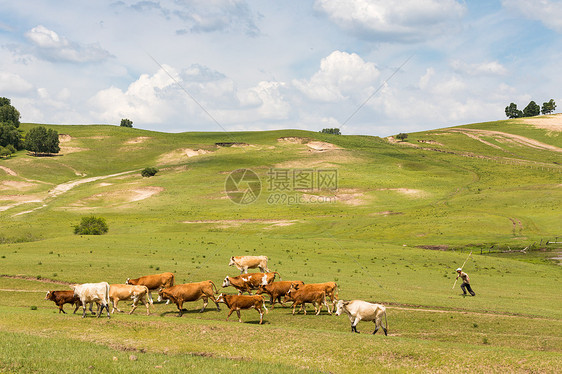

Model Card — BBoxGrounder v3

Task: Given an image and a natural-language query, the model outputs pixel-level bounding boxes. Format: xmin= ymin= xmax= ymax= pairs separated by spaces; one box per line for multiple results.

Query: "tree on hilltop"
xmin=505 ymin=103 xmax=523 ymax=119
xmin=320 ymin=128 xmax=341 ymax=135
xmin=0 ymin=97 xmax=23 ymax=155
xmin=24 ymin=126 xmax=60 ymax=156
xmin=396 ymin=133 xmax=408 ymax=141
xmin=0 ymin=97 xmax=20 ymax=128
xmin=120 ymin=118 xmax=133 ymax=128
xmin=523 ymin=101 xmax=540 ymax=117
xmin=541 ymin=99 xmax=556 ymax=115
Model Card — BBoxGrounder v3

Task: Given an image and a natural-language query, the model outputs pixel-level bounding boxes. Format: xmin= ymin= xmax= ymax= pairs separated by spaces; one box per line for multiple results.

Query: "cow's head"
xmin=157 ymin=288 xmax=168 ymax=300
xmin=255 ymin=285 xmax=265 ymax=295
xmin=222 ymin=276 xmax=230 ymax=288
xmin=45 ymin=291 xmax=53 ymax=300
xmin=334 ymin=300 xmax=349 ymax=316
xmin=228 ymin=257 xmax=235 ymax=266
xmin=125 ymin=278 xmax=131 ymax=285
xmin=216 ymin=293 xmax=225 ymax=303
xmin=288 ymin=283 xmax=300 ymax=293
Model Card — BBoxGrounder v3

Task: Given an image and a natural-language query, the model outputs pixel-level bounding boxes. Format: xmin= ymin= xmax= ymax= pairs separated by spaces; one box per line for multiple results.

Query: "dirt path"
xmin=0 ymin=169 xmax=139 ymax=215
xmin=0 ymin=165 xmax=18 ymax=176
xmin=451 ymin=128 xmax=562 ymax=153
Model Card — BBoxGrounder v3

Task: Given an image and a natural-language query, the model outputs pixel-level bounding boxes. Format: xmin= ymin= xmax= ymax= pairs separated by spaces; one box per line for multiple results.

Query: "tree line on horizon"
xmin=505 ymin=99 xmax=556 ymax=119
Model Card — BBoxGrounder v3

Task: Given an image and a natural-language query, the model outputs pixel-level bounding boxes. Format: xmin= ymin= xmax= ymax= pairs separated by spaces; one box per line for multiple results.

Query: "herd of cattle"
xmin=44 ymin=255 xmax=388 ymax=335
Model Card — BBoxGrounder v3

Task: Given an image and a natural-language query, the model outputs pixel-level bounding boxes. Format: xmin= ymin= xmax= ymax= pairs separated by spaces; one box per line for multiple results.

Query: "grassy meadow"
xmin=0 ymin=117 xmax=561 ymax=372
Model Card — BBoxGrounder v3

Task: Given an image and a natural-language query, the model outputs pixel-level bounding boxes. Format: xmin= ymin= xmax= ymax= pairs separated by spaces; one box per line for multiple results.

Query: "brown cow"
xmin=285 ymin=282 xmax=338 ymax=312
xmin=229 ymin=255 xmax=270 ymax=274
xmin=216 ymin=293 xmax=268 ymax=324
xmin=109 ymin=284 xmax=152 ymax=315
xmin=45 ymin=290 xmax=81 ymax=314
xmin=255 ymin=280 xmax=304 ymax=308
xmin=126 ymin=272 xmax=174 ymax=303
xmin=158 ymin=280 xmax=220 ymax=317
xmin=285 ymin=288 xmax=330 ymax=316
xmin=222 ymin=272 xmax=280 ymax=295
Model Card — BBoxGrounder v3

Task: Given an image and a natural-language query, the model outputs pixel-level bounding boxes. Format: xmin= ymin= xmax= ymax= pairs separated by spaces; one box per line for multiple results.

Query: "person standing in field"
xmin=456 ymin=268 xmax=476 ymax=296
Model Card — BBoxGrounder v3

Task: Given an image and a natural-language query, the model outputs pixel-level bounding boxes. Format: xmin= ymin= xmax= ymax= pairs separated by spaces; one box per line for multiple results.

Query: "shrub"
xmin=396 ymin=133 xmax=408 ymax=141
xmin=120 ymin=118 xmax=133 ymax=128
xmin=74 ymin=216 xmax=109 ymax=235
xmin=141 ymin=167 xmax=158 ymax=177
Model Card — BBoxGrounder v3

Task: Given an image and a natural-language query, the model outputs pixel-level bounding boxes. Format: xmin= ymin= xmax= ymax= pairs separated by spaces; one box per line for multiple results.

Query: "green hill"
xmin=0 ymin=117 xmax=561 ymax=373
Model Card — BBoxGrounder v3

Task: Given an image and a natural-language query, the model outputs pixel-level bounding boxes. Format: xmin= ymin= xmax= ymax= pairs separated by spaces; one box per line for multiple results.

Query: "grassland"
xmin=0 ymin=116 xmax=561 ymax=372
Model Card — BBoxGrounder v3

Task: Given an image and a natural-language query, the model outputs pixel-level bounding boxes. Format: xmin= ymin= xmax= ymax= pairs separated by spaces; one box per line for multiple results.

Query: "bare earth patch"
xmin=306 ymin=141 xmax=341 ymax=151
xmin=157 ymin=148 xmax=212 ymax=165
xmin=0 ymin=166 xmax=18 ymax=176
xmin=59 ymin=146 xmax=89 ymax=155
xmin=0 ymin=181 xmax=37 ymax=190
xmin=277 ymin=137 xmax=309 ymax=144
xmin=376 ymin=188 xmax=427 ymax=198
xmin=519 ymin=113 xmax=562 ymax=132
xmin=58 ymin=134 xmax=72 ymax=143
xmin=125 ymin=136 xmax=151 ymax=144
xmin=71 ymin=186 xmax=164 ymax=207
xmin=450 ymin=128 xmax=562 ymax=153
xmin=183 ymin=219 xmax=298 ymax=229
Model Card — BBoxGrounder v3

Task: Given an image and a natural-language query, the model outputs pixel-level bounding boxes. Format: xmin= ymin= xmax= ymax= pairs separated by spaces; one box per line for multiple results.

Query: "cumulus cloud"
xmin=0 ymin=72 xmax=34 ymax=94
xmin=293 ymin=51 xmax=379 ymax=102
xmin=90 ymin=64 xmax=291 ymax=128
xmin=502 ymin=0 xmax=562 ymax=32
xmin=315 ymin=0 xmax=466 ymax=42
xmin=25 ymin=25 xmax=112 ymax=63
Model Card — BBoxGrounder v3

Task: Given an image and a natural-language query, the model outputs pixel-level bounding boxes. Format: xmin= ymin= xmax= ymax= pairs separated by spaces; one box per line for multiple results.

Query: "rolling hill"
xmin=0 ymin=116 xmax=561 ymax=372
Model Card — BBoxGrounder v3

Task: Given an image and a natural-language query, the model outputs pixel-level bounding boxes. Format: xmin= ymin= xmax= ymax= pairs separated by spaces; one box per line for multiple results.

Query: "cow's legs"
xmin=209 ymin=295 xmax=221 ymax=311
xmin=226 ymin=308 xmax=234 ymax=321
xmin=200 ymin=297 xmax=208 ymax=313
xmin=236 ymin=309 xmax=242 ymax=323
xmin=112 ymin=299 xmax=121 ymax=314
xmin=177 ymin=300 xmax=184 ymax=317
xmin=257 ymin=308 xmax=264 ymax=324
xmin=351 ymin=317 xmax=361 ymax=333
xmin=73 ymin=302 xmax=80 ymax=314
xmin=139 ymin=296 xmax=150 ymax=315
xmin=58 ymin=304 xmax=65 ymax=314
xmin=129 ymin=297 xmax=139 ymax=315
xmin=81 ymin=301 xmax=88 ymax=318
xmin=324 ymin=298 xmax=331 ymax=315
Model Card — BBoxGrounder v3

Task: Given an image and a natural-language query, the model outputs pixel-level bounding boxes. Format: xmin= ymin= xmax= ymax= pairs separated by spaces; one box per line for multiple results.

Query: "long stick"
xmin=452 ymin=251 xmax=472 ymax=289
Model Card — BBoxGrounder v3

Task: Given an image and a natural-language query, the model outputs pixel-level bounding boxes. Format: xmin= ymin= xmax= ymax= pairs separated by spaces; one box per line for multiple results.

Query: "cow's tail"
xmin=170 ymin=273 xmax=175 ymax=287
xmin=273 ymin=271 xmax=282 ymax=281
xmin=383 ymin=309 xmax=388 ymax=335
xmin=145 ymin=286 xmax=153 ymax=305
xmin=104 ymin=282 xmax=110 ymax=306
xmin=261 ymin=296 xmax=269 ymax=314
xmin=209 ymin=280 xmax=219 ymax=294
xmin=334 ymin=283 xmax=339 ymax=299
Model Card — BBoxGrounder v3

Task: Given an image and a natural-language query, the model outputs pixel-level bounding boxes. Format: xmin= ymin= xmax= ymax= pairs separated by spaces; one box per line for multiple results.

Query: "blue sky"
xmin=0 ymin=0 xmax=560 ymax=136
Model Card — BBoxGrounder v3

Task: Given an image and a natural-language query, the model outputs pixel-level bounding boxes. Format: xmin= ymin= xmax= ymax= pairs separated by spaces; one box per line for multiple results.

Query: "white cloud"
xmin=315 ymin=0 xmax=466 ymax=42
xmin=502 ymin=0 xmax=562 ymax=32
xmin=25 ymin=25 xmax=112 ymax=63
xmin=451 ymin=60 xmax=508 ymax=76
xmin=0 ymin=72 xmax=34 ymax=94
xmin=293 ymin=51 xmax=379 ymax=102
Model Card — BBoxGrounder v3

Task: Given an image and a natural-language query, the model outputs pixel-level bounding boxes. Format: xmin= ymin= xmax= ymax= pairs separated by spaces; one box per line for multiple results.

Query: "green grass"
xmin=1 ymin=119 xmax=561 ymax=372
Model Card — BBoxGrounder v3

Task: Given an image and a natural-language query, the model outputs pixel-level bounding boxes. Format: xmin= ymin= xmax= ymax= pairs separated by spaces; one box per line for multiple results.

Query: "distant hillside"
xmin=1 ymin=117 xmax=560 ymax=247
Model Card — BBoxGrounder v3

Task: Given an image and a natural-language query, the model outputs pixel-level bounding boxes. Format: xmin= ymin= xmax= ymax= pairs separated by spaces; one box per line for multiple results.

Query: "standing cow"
xmin=285 ymin=287 xmax=330 ymax=315
xmin=222 ymin=272 xmax=280 ymax=295
xmin=158 ymin=280 xmax=220 ymax=317
xmin=71 ymin=282 xmax=111 ymax=318
xmin=126 ymin=272 xmax=174 ymax=303
xmin=109 ymin=284 xmax=152 ymax=315
xmin=216 ymin=293 xmax=268 ymax=324
xmin=335 ymin=300 xmax=388 ymax=335
xmin=229 ymin=256 xmax=270 ymax=274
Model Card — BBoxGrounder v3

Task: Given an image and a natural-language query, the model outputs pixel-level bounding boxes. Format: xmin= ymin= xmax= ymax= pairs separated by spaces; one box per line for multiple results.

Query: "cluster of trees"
xmin=0 ymin=96 xmax=60 ymax=157
xmin=320 ymin=128 xmax=341 ymax=135
xmin=0 ymin=97 xmax=22 ymax=157
xmin=120 ymin=118 xmax=133 ymax=127
xmin=505 ymin=99 xmax=556 ymax=119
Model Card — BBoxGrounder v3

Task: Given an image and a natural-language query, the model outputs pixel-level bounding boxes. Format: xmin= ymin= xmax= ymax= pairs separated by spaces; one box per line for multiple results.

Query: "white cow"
xmin=335 ymin=300 xmax=388 ymax=335
xmin=229 ymin=256 xmax=270 ymax=274
xmin=71 ymin=282 xmax=111 ymax=318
